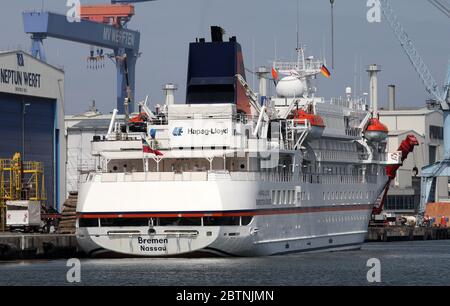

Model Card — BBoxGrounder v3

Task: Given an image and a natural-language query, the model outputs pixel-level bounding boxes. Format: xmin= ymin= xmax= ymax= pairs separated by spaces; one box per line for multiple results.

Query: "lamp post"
xmin=22 ymin=102 xmax=30 ymax=161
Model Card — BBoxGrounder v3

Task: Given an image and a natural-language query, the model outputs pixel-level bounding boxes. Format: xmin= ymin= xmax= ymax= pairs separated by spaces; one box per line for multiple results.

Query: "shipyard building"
xmin=0 ymin=50 xmax=66 ymax=212
xmin=379 ymin=88 xmax=447 ymax=216
xmin=65 ymin=105 xmax=124 ymax=194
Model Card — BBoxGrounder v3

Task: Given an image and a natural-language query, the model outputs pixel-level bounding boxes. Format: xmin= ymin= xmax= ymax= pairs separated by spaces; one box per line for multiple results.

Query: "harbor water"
xmin=1 ymin=240 xmax=450 ymax=286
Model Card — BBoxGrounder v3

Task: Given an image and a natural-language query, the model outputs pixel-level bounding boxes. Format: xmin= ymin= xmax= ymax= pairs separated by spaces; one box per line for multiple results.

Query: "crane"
xmin=427 ymin=0 xmax=450 ymax=18
xmin=378 ymin=0 xmax=450 ymax=220
xmin=23 ymin=0 xmax=155 ymax=114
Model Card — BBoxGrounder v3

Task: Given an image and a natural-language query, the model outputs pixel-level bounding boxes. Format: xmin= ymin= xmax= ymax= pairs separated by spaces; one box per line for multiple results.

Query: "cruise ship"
xmin=76 ymin=27 xmax=412 ymax=257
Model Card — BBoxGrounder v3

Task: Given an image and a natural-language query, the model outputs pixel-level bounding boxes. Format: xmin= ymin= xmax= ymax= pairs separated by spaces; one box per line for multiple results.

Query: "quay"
xmin=366 ymin=226 xmax=450 ymax=242
xmin=1 ymin=226 xmax=450 ymax=260
xmin=0 ymin=233 xmax=80 ymax=260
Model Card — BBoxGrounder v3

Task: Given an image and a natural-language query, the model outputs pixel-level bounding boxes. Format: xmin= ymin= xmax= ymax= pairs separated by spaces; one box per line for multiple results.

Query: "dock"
xmin=366 ymin=226 xmax=450 ymax=242
xmin=1 ymin=227 xmax=450 ymax=260
xmin=0 ymin=233 xmax=80 ymax=260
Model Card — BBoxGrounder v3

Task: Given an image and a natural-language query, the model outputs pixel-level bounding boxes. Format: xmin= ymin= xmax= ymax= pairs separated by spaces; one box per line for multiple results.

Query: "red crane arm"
xmin=372 ymin=134 xmax=419 ymax=215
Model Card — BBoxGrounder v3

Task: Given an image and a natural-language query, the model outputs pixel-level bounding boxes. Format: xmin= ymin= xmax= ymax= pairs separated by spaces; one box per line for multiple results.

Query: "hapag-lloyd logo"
xmin=188 ymin=127 xmax=229 ymax=136
xmin=172 ymin=127 xmax=183 ymax=136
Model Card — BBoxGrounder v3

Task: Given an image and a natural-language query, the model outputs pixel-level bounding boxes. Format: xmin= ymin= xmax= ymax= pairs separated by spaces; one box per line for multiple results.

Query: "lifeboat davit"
xmin=365 ymin=118 xmax=388 ymax=142
xmin=289 ymin=109 xmax=326 ymax=139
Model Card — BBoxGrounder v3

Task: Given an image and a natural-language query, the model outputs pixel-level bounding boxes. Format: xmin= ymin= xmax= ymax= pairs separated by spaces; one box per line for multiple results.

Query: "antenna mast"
xmin=296 ymin=0 xmax=300 ymax=50
xmin=330 ymin=0 xmax=335 ymax=69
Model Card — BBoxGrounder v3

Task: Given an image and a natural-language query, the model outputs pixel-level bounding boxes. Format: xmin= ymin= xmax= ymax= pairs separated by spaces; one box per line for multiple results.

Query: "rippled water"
xmin=1 ymin=240 xmax=450 ymax=286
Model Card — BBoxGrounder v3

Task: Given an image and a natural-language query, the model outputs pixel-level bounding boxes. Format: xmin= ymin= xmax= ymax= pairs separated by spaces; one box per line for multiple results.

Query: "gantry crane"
xmin=378 ymin=0 xmax=450 ymax=221
xmin=22 ymin=0 xmax=155 ymax=114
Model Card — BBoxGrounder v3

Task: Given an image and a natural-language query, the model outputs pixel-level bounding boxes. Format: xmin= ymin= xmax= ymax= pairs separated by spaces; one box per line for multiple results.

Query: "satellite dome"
xmin=276 ymin=76 xmax=305 ymax=98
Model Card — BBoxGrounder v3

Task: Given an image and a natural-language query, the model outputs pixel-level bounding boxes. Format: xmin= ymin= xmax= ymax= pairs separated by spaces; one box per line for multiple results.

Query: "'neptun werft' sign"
xmin=0 ymin=52 xmax=64 ymax=99
xmin=0 ymin=69 xmax=41 ymax=89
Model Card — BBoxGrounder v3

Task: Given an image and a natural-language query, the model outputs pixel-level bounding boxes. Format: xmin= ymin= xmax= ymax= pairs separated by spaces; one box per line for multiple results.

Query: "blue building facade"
xmin=0 ymin=51 xmax=65 ymax=212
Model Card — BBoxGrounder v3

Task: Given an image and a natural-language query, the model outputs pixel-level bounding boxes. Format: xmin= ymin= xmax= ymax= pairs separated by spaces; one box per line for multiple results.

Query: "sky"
xmin=1 ymin=0 xmax=450 ymax=115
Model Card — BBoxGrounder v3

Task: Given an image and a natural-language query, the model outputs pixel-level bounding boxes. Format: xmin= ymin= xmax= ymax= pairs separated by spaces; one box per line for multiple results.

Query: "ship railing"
xmin=85 ymin=171 xmax=295 ymax=183
xmin=306 ymin=173 xmax=366 ymax=185
xmin=345 ymin=127 xmax=362 ymax=138
xmin=328 ymin=97 xmax=367 ymax=110
xmin=233 ymin=114 xmax=260 ymax=124
xmin=359 ymin=152 xmax=390 ymax=163
xmin=273 ymin=60 xmax=323 ymax=74
xmin=104 ymin=132 xmax=144 ymax=141
xmin=230 ymin=171 xmax=293 ymax=182
xmin=166 ymin=113 xmax=259 ymax=124
xmin=315 ymin=151 xmax=360 ymax=162
xmin=83 ymin=171 xmax=375 ymax=184
xmin=148 ymin=117 xmax=168 ymax=125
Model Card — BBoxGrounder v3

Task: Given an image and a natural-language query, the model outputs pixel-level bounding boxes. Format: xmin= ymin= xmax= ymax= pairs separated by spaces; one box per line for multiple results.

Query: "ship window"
xmin=79 ymin=218 xmax=99 ymax=227
xmin=100 ymin=218 xmax=149 ymax=227
xmin=203 ymin=216 xmax=240 ymax=226
xmin=159 ymin=217 xmax=202 ymax=226
xmin=241 ymin=216 xmax=253 ymax=226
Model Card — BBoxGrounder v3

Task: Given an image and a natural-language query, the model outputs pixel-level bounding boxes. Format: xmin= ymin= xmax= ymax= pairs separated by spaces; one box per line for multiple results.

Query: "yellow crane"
xmin=0 ymin=153 xmax=46 ymax=231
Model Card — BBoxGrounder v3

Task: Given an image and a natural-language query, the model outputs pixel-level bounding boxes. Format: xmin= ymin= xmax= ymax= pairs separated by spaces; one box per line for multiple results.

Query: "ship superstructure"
xmin=76 ymin=27 xmax=404 ymax=257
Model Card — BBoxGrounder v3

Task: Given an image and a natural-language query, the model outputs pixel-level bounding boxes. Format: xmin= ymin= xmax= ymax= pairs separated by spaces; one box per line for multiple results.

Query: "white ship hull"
xmin=77 ymin=212 xmax=371 ymax=257
xmin=76 ymin=176 xmax=383 ymax=257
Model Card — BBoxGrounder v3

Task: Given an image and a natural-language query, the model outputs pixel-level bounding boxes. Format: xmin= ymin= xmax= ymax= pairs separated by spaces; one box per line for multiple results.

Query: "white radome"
xmin=276 ymin=76 xmax=305 ymax=98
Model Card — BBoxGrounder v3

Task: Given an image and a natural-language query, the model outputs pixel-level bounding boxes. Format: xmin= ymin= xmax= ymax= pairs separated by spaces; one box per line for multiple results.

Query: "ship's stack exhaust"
xmin=367 ymin=64 xmax=381 ymax=116
xmin=186 ymin=26 xmax=252 ymax=114
xmin=163 ymin=83 xmax=177 ymax=107
xmin=388 ymin=84 xmax=396 ymax=110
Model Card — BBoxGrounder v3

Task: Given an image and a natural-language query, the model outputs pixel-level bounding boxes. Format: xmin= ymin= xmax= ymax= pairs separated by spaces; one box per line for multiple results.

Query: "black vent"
xmin=211 ymin=26 xmax=225 ymax=42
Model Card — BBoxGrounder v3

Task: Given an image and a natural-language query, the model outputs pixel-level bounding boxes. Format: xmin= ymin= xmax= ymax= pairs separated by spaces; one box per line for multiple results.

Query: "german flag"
xmin=321 ymin=65 xmax=331 ymax=78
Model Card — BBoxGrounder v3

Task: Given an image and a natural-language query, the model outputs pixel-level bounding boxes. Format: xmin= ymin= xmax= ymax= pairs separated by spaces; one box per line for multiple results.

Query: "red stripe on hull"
xmin=78 ymin=204 xmax=374 ymax=219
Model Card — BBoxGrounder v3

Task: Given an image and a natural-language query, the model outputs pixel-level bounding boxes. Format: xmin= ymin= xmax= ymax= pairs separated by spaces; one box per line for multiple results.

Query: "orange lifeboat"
xmin=365 ymin=118 xmax=388 ymax=142
xmin=128 ymin=112 xmax=149 ymax=132
xmin=289 ymin=109 xmax=326 ymax=139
